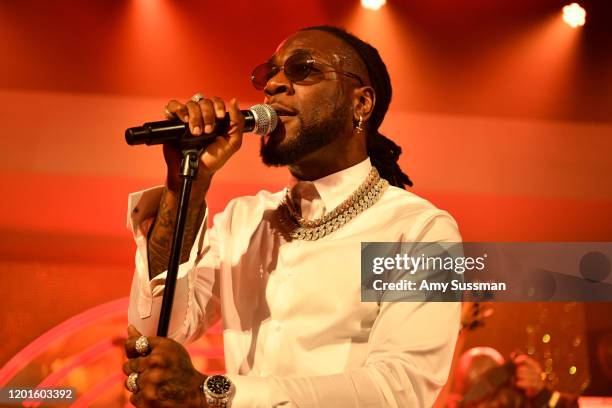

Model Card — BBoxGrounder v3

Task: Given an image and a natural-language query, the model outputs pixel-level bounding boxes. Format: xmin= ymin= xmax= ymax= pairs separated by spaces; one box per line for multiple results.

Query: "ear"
xmin=352 ymin=86 xmax=375 ymax=122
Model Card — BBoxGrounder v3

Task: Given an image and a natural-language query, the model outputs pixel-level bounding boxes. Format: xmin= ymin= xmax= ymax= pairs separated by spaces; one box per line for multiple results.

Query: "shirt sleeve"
xmin=126 ymin=186 xmax=221 ymax=343
xmin=227 ymin=211 xmax=462 ymax=408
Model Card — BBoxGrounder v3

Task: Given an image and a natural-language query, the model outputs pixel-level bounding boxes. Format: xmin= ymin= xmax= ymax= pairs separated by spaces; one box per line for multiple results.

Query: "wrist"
xmin=165 ymin=170 xmax=212 ymax=196
xmin=193 ymin=171 xmax=213 ymax=194
xmin=200 ymin=374 xmax=234 ymax=408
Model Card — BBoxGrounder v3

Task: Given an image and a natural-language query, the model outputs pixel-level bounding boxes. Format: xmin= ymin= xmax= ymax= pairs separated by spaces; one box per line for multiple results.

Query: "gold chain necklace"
xmin=276 ymin=167 xmax=389 ymax=241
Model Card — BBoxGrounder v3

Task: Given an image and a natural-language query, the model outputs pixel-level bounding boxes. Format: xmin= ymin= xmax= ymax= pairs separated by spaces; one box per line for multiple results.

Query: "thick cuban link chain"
xmin=277 ymin=167 xmax=389 ymax=241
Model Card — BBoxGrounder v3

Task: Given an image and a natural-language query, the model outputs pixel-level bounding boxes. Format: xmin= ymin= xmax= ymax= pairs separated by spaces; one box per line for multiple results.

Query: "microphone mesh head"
xmin=249 ymin=104 xmax=278 ymax=135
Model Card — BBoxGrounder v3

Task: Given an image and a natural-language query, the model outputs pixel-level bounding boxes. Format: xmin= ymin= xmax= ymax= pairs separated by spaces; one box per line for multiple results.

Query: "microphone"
xmin=125 ymin=104 xmax=278 ymax=147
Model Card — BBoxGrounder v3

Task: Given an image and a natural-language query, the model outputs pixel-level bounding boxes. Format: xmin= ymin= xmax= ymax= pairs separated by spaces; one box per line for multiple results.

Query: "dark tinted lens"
xmin=250 ymin=52 xmax=315 ymax=90
xmin=284 ymin=52 xmax=314 ymax=83
xmin=251 ymin=63 xmax=275 ymax=90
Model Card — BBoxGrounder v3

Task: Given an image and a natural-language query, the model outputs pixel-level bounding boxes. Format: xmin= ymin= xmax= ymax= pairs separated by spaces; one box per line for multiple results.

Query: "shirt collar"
xmin=287 ymin=157 xmax=372 ymax=212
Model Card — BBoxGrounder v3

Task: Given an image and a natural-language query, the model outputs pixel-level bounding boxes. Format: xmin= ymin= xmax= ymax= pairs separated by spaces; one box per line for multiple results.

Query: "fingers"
xmin=122 ymin=337 xmax=202 ymax=407
xmin=210 ymin=97 xmax=227 ymax=120
xmin=129 ymin=392 xmax=142 ymax=407
xmin=227 ymin=98 xmax=244 ymax=152
xmin=138 ymin=370 xmax=161 ymax=395
xmin=122 ymin=356 xmax=167 ymax=407
xmin=122 ymin=357 xmax=146 ymax=375
xmin=124 ymin=333 xmax=160 ymax=359
xmin=165 ymin=100 xmax=189 ymax=122
xmin=125 ymin=368 xmax=168 ymax=407
xmin=127 ymin=372 xmax=159 ymax=407
xmin=164 ymin=95 xmax=232 ymax=138
xmin=125 ymin=337 xmax=142 ymax=359
xmin=124 ymin=332 xmax=143 ymax=359
xmin=185 ymin=100 xmax=203 ymax=135
xmin=198 ymin=98 xmax=218 ymax=134
xmin=196 ymin=98 xmax=243 ymax=175
xmin=124 ymin=371 xmax=142 ymax=394
xmin=162 ymin=94 xmax=244 ymax=177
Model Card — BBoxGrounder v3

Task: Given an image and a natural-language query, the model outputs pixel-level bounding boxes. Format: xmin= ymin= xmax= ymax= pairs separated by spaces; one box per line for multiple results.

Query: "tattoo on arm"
xmin=147 ymin=187 xmax=207 ymax=280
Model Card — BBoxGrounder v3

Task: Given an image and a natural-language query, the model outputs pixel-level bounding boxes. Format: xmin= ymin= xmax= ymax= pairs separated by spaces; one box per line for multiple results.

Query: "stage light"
xmin=562 ymin=3 xmax=586 ymax=28
xmin=361 ymin=0 xmax=386 ymax=11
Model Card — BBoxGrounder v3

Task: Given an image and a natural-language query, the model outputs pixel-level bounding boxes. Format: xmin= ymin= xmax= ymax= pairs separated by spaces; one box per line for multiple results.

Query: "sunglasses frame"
xmin=251 ymin=50 xmax=364 ymax=91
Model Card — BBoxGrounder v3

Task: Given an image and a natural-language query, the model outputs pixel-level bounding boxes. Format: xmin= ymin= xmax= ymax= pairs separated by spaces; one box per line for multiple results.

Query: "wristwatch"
xmin=201 ymin=374 xmax=234 ymax=407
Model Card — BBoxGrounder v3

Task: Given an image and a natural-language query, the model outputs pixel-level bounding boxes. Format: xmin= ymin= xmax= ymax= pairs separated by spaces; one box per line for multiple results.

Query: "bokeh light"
xmin=562 ymin=3 xmax=586 ymax=28
xmin=361 ymin=0 xmax=386 ymax=11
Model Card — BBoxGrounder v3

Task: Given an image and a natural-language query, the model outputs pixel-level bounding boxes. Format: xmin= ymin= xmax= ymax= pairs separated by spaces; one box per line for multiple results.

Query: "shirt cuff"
xmin=126 ymin=186 xmax=208 ymax=321
xmin=225 ymin=374 xmax=273 ymax=408
xmin=127 ymin=185 xmax=165 ymax=236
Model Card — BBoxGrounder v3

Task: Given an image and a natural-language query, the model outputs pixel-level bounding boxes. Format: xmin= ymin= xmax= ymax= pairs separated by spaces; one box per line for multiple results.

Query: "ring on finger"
xmin=191 ymin=92 xmax=205 ymax=103
xmin=126 ymin=372 xmax=139 ymax=393
xmin=135 ymin=336 xmax=150 ymax=356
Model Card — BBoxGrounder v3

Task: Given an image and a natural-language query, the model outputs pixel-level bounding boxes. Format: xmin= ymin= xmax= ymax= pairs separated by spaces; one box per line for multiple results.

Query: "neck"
xmin=288 ymin=143 xmax=367 ymax=181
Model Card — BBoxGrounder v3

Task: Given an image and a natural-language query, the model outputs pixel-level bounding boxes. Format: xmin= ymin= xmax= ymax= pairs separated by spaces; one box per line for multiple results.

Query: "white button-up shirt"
xmin=127 ymin=158 xmax=461 ymax=407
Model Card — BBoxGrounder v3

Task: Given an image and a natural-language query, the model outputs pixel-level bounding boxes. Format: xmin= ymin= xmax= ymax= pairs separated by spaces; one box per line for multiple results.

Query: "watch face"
xmin=206 ymin=375 xmax=232 ymax=397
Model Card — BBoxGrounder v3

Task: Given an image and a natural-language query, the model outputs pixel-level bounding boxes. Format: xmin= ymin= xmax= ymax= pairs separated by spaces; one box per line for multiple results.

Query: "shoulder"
xmin=376 ymin=185 xmax=461 ymax=242
xmin=376 ymin=185 xmax=450 ymax=220
xmin=223 ymin=188 xmax=285 ymax=213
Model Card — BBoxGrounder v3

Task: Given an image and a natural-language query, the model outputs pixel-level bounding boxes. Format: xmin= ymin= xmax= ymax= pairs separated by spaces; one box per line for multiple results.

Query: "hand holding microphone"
xmin=126 ymin=93 xmax=277 ymax=191
xmin=125 ymin=95 xmax=277 ymax=147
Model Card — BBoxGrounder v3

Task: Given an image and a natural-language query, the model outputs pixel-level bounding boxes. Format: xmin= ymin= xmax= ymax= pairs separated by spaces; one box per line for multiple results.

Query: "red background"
xmin=0 ymin=0 xmax=611 ymax=405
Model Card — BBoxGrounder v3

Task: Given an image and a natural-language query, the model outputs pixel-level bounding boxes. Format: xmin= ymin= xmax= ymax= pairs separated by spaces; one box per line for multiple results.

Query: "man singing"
xmin=123 ymin=25 xmax=461 ymax=407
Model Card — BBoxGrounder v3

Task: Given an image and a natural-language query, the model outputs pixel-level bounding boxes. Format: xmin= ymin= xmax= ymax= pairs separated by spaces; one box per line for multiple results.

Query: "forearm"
xmin=147 ymin=174 xmax=211 ymax=280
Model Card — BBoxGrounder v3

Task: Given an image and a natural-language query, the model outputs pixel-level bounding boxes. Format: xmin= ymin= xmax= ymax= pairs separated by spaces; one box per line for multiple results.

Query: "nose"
xmin=264 ymin=69 xmax=294 ymax=97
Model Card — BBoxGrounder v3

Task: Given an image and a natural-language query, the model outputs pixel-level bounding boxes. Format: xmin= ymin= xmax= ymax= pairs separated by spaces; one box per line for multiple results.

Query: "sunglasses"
xmin=250 ymin=50 xmax=364 ymax=91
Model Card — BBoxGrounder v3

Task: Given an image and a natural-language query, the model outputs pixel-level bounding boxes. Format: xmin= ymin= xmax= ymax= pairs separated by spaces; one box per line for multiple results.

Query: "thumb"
xmin=127 ymin=324 xmax=141 ymax=337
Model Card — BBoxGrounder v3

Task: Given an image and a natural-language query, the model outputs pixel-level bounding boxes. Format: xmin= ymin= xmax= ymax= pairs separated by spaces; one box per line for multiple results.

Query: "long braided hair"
xmin=301 ymin=25 xmax=413 ymax=189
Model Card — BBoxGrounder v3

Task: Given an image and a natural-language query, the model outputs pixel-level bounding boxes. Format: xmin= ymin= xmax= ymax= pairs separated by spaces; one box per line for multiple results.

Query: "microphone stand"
xmin=157 ymin=148 xmax=201 ymax=337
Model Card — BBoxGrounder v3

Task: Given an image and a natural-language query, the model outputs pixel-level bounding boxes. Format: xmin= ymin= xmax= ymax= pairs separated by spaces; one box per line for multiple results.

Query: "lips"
xmin=270 ymin=104 xmax=297 ymax=117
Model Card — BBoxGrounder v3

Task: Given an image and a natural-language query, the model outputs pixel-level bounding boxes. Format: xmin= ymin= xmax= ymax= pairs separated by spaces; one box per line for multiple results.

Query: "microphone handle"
xmin=125 ymin=110 xmax=256 ymax=147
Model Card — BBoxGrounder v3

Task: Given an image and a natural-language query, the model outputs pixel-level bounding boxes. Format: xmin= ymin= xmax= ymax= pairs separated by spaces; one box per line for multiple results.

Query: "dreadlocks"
xmin=301 ymin=25 xmax=413 ymax=189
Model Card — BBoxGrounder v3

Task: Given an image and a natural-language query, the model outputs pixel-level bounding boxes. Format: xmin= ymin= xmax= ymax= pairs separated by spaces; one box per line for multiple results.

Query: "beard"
xmin=260 ymin=102 xmax=351 ymax=166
